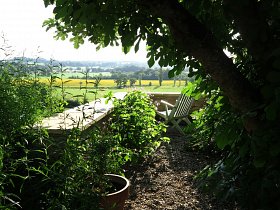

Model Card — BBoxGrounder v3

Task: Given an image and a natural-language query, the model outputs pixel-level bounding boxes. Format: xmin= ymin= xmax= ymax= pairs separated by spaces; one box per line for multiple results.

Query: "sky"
xmin=0 ymin=0 xmax=147 ymax=61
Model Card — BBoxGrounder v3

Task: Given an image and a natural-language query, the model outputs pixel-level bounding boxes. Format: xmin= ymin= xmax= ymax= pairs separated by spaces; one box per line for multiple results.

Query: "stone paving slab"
xmin=38 ymin=92 xmax=127 ymax=134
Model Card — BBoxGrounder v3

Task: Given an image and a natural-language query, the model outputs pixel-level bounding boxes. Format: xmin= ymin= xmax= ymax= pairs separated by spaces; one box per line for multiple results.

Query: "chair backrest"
xmin=170 ymin=94 xmax=193 ymax=119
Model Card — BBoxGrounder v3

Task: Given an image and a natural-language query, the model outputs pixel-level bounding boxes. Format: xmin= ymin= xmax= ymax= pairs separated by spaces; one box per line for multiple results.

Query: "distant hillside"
xmin=5 ymin=56 xmax=191 ymax=81
xmin=11 ymin=57 xmax=148 ymax=70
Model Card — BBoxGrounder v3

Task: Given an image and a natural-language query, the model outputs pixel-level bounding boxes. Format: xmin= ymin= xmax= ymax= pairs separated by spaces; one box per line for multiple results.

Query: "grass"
xmin=39 ymin=78 xmax=186 ymax=102
xmin=63 ymin=85 xmax=183 ymax=100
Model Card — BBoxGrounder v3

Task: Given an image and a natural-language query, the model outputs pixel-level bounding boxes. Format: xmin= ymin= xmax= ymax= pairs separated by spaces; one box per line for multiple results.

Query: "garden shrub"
xmin=43 ymin=127 xmax=124 ymax=210
xmin=0 ymin=60 xmax=64 ymax=209
xmin=42 ymin=91 xmax=169 ymax=209
xmin=1 ymin=129 xmax=50 ymax=209
xmin=0 ymin=58 xmax=169 ymax=209
xmin=184 ymin=78 xmax=280 ymax=209
xmin=110 ymin=90 xmax=169 ymax=162
xmin=0 ymin=63 xmax=63 ymax=136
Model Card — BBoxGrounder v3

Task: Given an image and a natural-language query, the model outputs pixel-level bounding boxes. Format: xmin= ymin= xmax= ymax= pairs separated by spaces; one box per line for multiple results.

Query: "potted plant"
xmin=44 ymin=127 xmax=130 ymax=210
xmin=101 ymin=174 xmax=130 ymax=210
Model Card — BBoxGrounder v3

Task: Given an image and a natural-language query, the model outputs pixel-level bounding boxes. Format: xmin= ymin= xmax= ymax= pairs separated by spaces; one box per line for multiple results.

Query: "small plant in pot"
xmin=44 ymin=127 xmax=129 ymax=210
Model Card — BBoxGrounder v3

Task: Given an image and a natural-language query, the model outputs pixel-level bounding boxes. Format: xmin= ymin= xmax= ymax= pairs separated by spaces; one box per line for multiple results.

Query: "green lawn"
xmin=60 ymin=85 xmax=184 ymax=102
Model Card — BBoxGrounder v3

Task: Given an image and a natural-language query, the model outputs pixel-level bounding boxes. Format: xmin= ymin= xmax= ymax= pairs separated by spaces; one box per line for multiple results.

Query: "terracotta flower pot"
xmin=100 ymin=174 xmax=130 ymax=210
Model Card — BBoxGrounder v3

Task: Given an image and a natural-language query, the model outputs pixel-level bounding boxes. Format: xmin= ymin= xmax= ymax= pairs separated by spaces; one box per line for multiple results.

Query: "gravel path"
xmin=124 ymin=129 xmax=238 ymax=210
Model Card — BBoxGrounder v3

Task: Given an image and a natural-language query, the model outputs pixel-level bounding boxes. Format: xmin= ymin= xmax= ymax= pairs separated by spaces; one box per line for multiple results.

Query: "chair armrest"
xmin=160 ymin=100 xmax=175 ymax=108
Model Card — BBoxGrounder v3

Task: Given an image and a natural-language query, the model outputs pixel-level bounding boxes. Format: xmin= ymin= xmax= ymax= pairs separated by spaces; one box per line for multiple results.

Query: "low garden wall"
xmin=147 ymin=92 xmax=205 ymax=112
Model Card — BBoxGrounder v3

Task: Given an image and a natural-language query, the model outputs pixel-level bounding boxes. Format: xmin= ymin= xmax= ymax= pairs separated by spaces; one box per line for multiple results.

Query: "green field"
xmin=40 ymin=77 xmax=186 ymax=103
xmin=58 ymin=85 xmax=184 ymax=102
xmin=62 ymin=72 xmax=112 ymax=78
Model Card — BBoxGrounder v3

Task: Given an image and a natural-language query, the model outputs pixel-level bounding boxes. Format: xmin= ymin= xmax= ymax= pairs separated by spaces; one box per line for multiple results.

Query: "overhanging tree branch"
xmin=138 ymin=0 xmax=261 ymax=113
xmin=224 ymin=0 xmax=273 ymax=62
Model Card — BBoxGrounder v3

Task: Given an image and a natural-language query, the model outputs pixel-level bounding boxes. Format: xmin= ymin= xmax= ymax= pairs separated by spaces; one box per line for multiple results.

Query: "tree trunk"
xmin=223 ymin=0 xmax=276 ymax=80
xmin=140 ymin=0 xmax=261 ymax=114
xmin=223 ymin=0 xmax=273 ymax=62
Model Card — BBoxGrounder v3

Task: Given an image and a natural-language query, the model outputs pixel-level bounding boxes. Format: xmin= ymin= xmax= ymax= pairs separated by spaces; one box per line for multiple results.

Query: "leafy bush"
xmin=184 ymin=82 xmax=239 ymax=154
xmin=0 ymin=57 xmax=169 ymax=209
xmin=184 ymin=78 xmax=280 ymax=209
xmin=44 ymin=128 xmax=120 ymax=210
xmin=0 ymin=129 xmax=50 ymax=209
xmin=0 ymin=60 xmax=64 ymax=209
xmin=110 ymin=91 xmax=169 ymax=162
xmin=0 ymin=62 xmax=63 ymax=136
xmin=43 ymin=91 xmax=169 ymax=209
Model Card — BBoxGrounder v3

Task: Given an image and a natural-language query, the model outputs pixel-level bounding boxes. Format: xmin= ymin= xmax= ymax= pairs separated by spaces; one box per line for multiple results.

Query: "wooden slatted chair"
xmin=156 ymin=94 xmax=194 ymax=134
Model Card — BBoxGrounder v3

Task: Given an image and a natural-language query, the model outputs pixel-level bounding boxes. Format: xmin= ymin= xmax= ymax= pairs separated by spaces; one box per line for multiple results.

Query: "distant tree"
xmin=173 ymin=74 xmax=177 ymax=87
xmin=177 ymin=71 xmax=188 ymax=87
xmin=121 ymin=77 xmax=128 ymax=88
xmin=110 ymin=71 xmax=118 ymax=80
xmin=114 ymin=73 xmax=128 ymax=88
xmin=135 ymin=70 xmax=144 ymax=87
xmin=114 ymin=78 xmax=122 ymax=88
xmin=157 ymin=68 xmax=163 ymax=86
xmin=93 ymin=76 xmax=102 ymax=89
xmin=129 ymin=78 xmax=137 ymax=87
xmin=113 ymin=65 xmax=142 ymax=72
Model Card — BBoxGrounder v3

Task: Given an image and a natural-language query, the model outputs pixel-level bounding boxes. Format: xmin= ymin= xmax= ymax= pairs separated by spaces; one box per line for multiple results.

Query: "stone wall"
xmin=147 ymin=92 xmax=205 ymax=112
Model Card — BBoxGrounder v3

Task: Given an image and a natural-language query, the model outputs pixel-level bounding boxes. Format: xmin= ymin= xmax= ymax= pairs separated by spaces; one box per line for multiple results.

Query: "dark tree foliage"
xmin=43 ymin=0 xmax=280 ymax=209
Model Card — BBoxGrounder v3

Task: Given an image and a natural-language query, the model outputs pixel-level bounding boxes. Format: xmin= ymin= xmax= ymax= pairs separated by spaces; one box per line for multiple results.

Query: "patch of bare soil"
xmin=124 ymin=129 xmax=238 ymax=210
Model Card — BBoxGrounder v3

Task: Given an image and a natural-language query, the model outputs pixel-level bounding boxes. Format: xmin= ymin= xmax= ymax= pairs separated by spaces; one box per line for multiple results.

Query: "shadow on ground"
xmin=124 ymin=128 xmax=239 ymax=210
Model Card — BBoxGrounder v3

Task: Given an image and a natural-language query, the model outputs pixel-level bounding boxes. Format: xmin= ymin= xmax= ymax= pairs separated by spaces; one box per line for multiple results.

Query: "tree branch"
xmin=138 ymin=0 xmax=261 ymax=114
xmin=223 ymin=0 xmax=273 ymax=62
